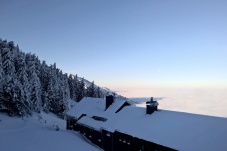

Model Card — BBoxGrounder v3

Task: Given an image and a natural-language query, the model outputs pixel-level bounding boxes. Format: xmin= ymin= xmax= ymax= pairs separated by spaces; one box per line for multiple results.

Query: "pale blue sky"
xmin=1 ymin=0 xmax=227 ymax=97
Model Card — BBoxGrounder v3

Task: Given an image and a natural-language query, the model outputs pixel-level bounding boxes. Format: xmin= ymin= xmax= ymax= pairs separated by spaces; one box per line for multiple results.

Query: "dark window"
xmin=92 ymin=116 xmax=107 ymax=122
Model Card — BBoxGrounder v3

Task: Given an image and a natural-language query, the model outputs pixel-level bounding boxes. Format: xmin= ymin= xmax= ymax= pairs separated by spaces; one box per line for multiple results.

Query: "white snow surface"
xmin=78 ymin=116 xmax=104 ymax=131
xmin=67 ymin=97 xmax=126 ymax=119
xmin=0 ymin=112 xmax=100 ymax=151
xmin=102 ymin=106 xmax=227 ymax=151
xmin=67 ymin=97 xmax=127 ymax=131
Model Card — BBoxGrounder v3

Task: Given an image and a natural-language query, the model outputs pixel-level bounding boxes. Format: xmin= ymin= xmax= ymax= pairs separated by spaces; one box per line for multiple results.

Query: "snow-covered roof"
xmin=67 ymin=97 xmax=227 ymax=150
xmin=67 ymin=97 xmax=105 ymax=119
xmin=102 ymin=106 xmax=227 ymax=151
xmin=66 ymin=97 xmax=126 ymax=119
xmin=104 ymin=99 xmax=126 ymax=115
xmin=77 ymin=116 xmax=104 ymax=131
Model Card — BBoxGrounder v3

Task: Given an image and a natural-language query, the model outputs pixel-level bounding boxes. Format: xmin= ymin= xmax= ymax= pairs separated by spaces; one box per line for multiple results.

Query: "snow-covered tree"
xmin=95 ymin=86 xmax=104 ymax=98
xmin=40 ymin=60 xmax=50 ymax=107
xmin=15 ymin=52 xmax=31 ymax=114
xmin=68 ymin=74 xmax=75 ymax=100
xmin=62 ymin=73 xmax=70 ymax=101
xmin=76 ymin=78 xmax=85 ymax=102
xmin=0 ymin=54 xmax=4 ymax=87
xmin=73 ymin=74 xmax=79 ymax=101
xmin=29 ymin=70 xmax=41 ymax=112
xmin=2 ymin=45 xmax=15 ymax=76
xmin=26 ymin=54 xmax=42 ymax=112
xmin=0 ymin=39 xmax=126 ymax=117
xmin=44 ymin=65 xmax=68 ymax=117
xmin=86 ymin=81 xmax=96 ymax=98
xmin=0 ymin=41 xmax=29 ymax=116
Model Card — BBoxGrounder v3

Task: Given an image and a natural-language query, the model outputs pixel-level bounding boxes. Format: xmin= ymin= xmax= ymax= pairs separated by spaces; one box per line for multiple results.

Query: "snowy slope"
xmin=0 ymin=112 xmax=100 ymax=151
xmin=78 ymin=77 xmax=124 ymax=99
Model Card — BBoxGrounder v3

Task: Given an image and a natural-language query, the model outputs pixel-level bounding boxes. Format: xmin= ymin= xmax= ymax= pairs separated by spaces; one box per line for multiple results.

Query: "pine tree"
xmin=12 ymin=79 xmax=27 ymax=116
xmin=46 ymin=64 xmax=59 ymax=112
xmin=29 ymin=70 xmax=41 ymax=112
xmin=68 ymin=74 xmax=75 ymax=100
xmin=42 ymin=91 xmax=49 ymax=113
xmin=0 ymin=54 xmax=4 ymax=85
xmin=44 ymin=65 xmax=55 ymax=113
xmin=16 ymin=52 xmax=31 ymax=114
xmin=95 ymin=86 xmax=104 ymax=98
xmin=2 ymin=44 xmax=15 ymax=76
xmin=55 ymin=70 xmax=68 ymax=117
xmin=26 ymin=54 xmax=42 ymax=112
xmin=44 ymin=65 xmax=68 ymax=117
xmin=40 ymin=61 xmax=50 ymax=107
xmin=58 ymin=71 xmax=70 ymax=102
xmin=73 ymin=74 xmax=79 ymax=100
xmin=63 ymin=73 xmax=70 ymax=101
xmin=87 ymin=81 xmax=96 ymax=98
xmin=1 ymin=42 xmax=17 ymax=115
xmin=0 ymin=53 xmax=5 ymax=108
xmin=77 ymin=78 xmax=85 ymax=101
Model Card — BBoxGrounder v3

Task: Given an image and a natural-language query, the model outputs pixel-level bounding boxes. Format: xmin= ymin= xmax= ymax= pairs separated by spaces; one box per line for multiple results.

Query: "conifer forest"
xmin=0 ymin=39 xmax=125 ymax=117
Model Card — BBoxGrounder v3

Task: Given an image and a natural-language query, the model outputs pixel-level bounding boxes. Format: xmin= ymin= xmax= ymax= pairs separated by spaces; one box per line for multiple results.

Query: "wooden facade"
xmin=67 ymin=120 xmax=176 ymax=151
xmin=76 ymin=124 xmax=103 ymax=148
xmin=66 ymin=115 xmax=76 ymax=130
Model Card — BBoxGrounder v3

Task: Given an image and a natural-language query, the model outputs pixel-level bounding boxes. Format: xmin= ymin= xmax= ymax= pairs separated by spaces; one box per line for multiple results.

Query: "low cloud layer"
xmin=130 ymin=88 xmax=227 ymax=118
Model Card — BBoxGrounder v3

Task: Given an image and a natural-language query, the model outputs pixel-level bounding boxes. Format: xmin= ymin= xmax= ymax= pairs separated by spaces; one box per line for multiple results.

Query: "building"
xmin=66 ymin=96 xmax=227 ymax=151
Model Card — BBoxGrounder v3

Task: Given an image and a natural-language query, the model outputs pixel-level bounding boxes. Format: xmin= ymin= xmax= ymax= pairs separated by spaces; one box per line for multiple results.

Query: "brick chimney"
xmin=146 ymin=97 xmax=159 ymax=114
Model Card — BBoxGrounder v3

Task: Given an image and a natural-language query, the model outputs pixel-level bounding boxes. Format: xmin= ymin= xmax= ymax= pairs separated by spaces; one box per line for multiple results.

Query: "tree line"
xmin=0 ymin=39 xmax=125 ymax=117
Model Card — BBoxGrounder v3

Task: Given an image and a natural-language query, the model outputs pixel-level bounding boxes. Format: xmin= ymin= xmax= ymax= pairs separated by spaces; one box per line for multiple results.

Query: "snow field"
xmin=0 ymin=112 xmax=100 ymax=151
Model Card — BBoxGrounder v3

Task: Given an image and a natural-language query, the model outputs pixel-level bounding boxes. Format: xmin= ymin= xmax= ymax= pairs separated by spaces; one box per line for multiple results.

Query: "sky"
xmin=1 ymin=0 xmax=227 ymax=97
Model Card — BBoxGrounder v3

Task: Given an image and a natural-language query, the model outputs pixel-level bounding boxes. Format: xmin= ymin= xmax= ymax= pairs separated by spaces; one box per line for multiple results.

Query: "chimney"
xmin=106 ymin=95 xmax=114 ymax=110
xmin=146 ymin=97 xmax=159 ymax=114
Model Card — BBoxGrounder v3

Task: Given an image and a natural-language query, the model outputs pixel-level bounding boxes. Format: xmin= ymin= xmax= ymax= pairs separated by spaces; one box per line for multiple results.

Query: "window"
xmin=92 ymin=116 xmax=107 ymax=122
xmin=106 ymin=132 xmax=111 ymax=137
xmin=123 ymin=139 xmax=126 ymax=143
